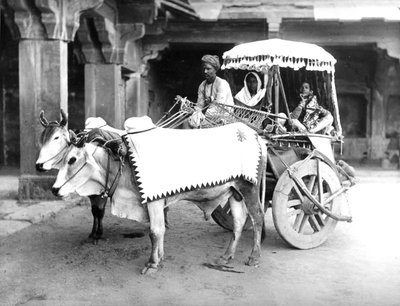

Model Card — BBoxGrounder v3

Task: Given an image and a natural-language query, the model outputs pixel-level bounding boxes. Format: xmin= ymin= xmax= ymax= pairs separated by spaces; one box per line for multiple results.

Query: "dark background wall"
xmin=148 ymin=42 xmax=234 ymax=120
xmin=0 ymin=15 xmax=19 ymax=167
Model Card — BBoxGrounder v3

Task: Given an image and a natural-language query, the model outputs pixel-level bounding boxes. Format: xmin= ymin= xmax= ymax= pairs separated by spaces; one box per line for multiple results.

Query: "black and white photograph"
xmin=0 ymin=0 xmax=399 ymax=305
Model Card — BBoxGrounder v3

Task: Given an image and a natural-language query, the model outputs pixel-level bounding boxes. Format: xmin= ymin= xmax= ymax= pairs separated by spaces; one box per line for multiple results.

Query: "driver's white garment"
xmin=197 ymin=76 xmax=234 ymax=116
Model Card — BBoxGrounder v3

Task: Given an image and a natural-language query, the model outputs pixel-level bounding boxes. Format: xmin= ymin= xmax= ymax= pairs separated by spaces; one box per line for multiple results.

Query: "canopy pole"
xmin=265 ymin=68 xmax=274 ymax=112
xmin=277 ymin=68 xmax=293 ymax=126
xmin=330 ymin=73 xmax=342 ymax=136
xmin=274 ymin=67 xmax=279 ymax=114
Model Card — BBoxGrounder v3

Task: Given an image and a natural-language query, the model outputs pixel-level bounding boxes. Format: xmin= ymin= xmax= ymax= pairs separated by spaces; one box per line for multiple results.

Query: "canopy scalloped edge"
xmin=222 ymin=39 xmax=336 ymax=73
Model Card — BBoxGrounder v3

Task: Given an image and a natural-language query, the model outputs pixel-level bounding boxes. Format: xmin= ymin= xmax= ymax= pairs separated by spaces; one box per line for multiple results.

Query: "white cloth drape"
xmin=234 ymin=72 xmax=266 ymax=107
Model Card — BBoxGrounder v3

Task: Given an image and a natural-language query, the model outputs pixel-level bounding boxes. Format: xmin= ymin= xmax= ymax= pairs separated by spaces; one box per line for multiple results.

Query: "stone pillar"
xmin=370 ymin=50 xmax=392 ymax=159
xmin=85 ymin=63 xmax=124 ymax=128
xmin=18 ymin=40 xmax=68 ymax=200
xmin=125 ymin=72 xmax=149 ymax=118
xmin=79 ymin=19 xmax=146 ymax=127
xmin=8 ymin=0 xmax=104 ymax=201
xmin=267 ymin=17 xmax=281 ymax=39
xmin=370 ymin=89 xmax=387 ymax=159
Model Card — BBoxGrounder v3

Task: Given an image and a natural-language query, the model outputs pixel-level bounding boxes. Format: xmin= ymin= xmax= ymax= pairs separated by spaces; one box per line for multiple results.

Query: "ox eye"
xmin=54 ymin=136 xmax=59 ymax=140
xmin=68 ymin=157 xmax=76 ymax=165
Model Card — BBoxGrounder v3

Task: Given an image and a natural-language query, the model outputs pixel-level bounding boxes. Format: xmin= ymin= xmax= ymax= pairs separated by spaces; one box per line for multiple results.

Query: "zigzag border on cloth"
xmin=123 ymin=123 xmax=263 ymax=204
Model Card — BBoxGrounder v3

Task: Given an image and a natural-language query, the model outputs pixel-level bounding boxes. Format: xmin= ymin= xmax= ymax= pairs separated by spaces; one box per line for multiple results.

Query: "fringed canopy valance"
xmin=222 ymin=39 xmax=336 ymax=73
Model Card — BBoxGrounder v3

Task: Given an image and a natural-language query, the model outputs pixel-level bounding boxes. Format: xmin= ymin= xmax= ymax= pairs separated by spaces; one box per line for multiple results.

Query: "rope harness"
xmin=101 ymin=148 xmax=123 ymax=199
xmin=40 ymin=139 xmax=69 ymax=166
xmin=56 ymin=160 xmax=88 ymax=191
xmin=57 ymin=145 xmax=123 ymax=199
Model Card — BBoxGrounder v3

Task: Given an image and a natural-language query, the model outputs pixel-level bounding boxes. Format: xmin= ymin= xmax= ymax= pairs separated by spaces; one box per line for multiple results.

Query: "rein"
xmin=101 ymin=148 xmax=123 ymax=199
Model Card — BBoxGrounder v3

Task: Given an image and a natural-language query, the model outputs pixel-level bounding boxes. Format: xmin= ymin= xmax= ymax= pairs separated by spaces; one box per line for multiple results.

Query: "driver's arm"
xmin=196 ymin=82 xmax=206 ymax=110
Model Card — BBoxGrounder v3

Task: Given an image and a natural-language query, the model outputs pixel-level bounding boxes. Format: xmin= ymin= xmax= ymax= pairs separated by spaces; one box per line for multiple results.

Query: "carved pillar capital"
xmin=8 ymin=0 xmax=46 ymax=39
xmin=8 ymin=0 xmax=105 ymax=41
xmin=140 ymin=43 xmax=168 ymax=77
xmin=0 ymin=0 xmax=21 ymax=39
xmin=111 ymin=22 xmax=145 ymax=64
xmin=77 ymin=17 xmax=145 ymax=65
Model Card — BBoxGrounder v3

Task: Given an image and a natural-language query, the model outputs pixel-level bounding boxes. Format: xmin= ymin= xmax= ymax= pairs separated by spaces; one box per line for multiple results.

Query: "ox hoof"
xmin=141 ymin=263 xmax=160 ymax=275
xmin=245 ymin=256 xmax=260 ymax=267
xmin=88 ymin=236 xmax=104 ymax=245
xmin=216 ymin=256 xmax=232 ymax=266
xmin=88 ymin=232 xmax=103 ymax=239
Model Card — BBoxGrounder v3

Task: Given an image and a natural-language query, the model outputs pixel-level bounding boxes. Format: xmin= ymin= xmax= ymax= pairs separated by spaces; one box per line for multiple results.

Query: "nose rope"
xmin=39 ymin=139 xmax=69 ymax=165
xmin=57 ymin=161 xmax=88 ymax=191
xmin=56 ymin=146 xmax=99 ymax=192
xmin=56 ymin=146 xmax=123 ymax=197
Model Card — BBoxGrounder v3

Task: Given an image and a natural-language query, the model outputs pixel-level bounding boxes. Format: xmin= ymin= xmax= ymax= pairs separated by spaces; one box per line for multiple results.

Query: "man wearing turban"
xmin=189 ymin=55 xmax=234 ymax=128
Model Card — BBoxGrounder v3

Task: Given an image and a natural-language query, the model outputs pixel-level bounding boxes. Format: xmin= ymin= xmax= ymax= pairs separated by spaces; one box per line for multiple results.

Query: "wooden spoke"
xmin=317 ymin=160 xmax=324 ymax=205
xmin=287 ymin=208 xmax=302 ymax=218
xmin=292 ymin=183 xmax=305 ymax=202
xmin=298 ymin=215 xmax=309 ymax=233
xmin=323 ymin=193 xmax=333 ymax=210
xmin=293 ymin=210 xmax=305 ymax=232
xmin=324 ymin=189 xmax=346 ymax=206
xmin=311 ymin=179 xmax=319 ymax=196
xmin=288 ymin=199 xmax=302 ymax=208
xmin=309 ymin=215 xmax=321 ymax=232
xmin=306 ymin=175 xmax=316 ymax=193
xmin=315 ymin=212 xmax=326 ymax=226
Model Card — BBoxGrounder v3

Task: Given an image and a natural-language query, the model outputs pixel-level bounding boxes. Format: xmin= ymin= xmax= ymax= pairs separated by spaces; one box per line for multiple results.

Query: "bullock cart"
xmin=162 ymin=39 xmax=355 ymax=250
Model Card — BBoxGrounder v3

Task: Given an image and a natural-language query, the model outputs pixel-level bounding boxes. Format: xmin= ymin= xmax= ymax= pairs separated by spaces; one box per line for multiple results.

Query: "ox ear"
xmin=68 ymin=129 xmax=77 ymax=144
xmin=60 ymin=109 xmax=68 ymax=127
xmin=73 ymin=134 xmax=87 ymax=147
xmin=39 ymin=110 xmax=49 ymax=127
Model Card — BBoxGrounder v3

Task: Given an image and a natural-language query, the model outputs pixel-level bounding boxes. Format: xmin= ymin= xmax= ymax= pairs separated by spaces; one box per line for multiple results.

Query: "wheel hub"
xmin=301 ymin=198 xmax=317 ymax=215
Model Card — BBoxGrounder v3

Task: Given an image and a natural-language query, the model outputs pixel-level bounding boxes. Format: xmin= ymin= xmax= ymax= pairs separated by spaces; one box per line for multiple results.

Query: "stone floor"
xmin=0 ymin=167 xmax=84 ymax=237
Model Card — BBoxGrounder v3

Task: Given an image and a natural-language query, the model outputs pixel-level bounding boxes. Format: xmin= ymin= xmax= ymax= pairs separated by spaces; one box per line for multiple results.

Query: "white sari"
xmin=234 ymin=72 xmax=266 ymax=107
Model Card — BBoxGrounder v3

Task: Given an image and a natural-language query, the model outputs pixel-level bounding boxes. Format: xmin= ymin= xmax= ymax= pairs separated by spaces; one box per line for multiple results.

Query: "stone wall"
xmin=0 ymin=26 xmax=19 ymax=167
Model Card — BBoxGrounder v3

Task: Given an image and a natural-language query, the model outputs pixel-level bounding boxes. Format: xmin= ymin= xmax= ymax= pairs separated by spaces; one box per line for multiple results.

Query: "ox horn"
xmin=39 ymin=110 xmax=49 ymax=127
xmin=60 ymin=109 xmax=68 ymax=126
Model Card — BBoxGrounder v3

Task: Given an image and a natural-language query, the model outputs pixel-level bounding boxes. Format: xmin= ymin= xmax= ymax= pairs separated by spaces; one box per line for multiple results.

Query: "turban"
xmin=201 ymin=54 xmax=220 ymax=71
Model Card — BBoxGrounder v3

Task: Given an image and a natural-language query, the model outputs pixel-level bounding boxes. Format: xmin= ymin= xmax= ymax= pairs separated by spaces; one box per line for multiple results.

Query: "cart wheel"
xmin=272 ymin=159 xmax=343 ymax=249
xmin=211 ymin=202 xmax=252 ymax=231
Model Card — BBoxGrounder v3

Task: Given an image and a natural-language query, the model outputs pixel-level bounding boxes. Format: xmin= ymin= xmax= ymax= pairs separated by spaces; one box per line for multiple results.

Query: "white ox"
xmin=35 ymin=110 xmax=124 ymax=242
xmin=52 ymin=122 xmax=267 ymax=274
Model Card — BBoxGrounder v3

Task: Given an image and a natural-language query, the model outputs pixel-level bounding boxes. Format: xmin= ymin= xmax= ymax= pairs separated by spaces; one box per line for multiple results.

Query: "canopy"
xmin=222 ymin=39 xmax=336 ymax=73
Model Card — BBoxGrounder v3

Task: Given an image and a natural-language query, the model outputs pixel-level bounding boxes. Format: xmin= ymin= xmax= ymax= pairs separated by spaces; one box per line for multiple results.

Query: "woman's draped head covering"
xmin=245 ymin=72 xmax=262 ymax=93
xmin=234 ymin=72 xmax=266 ymax=107
xmin=201 ymin=55 xmax=221 ymax=71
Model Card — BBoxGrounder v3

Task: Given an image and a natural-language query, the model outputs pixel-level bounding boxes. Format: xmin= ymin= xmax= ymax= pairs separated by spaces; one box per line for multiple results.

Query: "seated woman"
xmin=234 ymin=72 xmax=266 ymax=109
xmin=289 ymin=82 xmax=333 ymax=134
